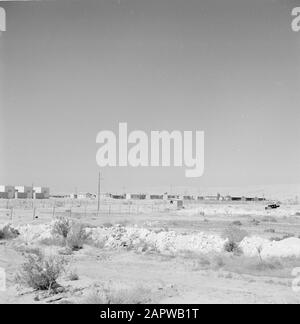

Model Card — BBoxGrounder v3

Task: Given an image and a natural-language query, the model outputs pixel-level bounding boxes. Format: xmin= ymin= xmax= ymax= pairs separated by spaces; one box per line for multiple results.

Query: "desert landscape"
xmin=1 ymin=198 xmax=300 ymax=304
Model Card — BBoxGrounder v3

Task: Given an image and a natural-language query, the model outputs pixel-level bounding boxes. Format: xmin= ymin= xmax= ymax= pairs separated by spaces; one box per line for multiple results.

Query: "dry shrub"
xmin=52 ymin=217 xmax=72 ymax=239
xmin=221 ymin=256 xmax=286 ymax=277
xmin=264 ymin=229 xmax=276 ymax=233
xmin=224 ymin=241 xmax=242 ymax=255
xmin=67 ymin=270 xmax=79 ymax=281
xmin=0 ymin=224 xmax=19 ymax=240
xmin=16 ymin=250 xmax=66 ymax=291
xmin=231 ymin=221 xmax=243 ymax=226
xmin=262 ymin=216 xmax=277 ymax=223
xmin=52 ymin=218 xmax=89 ymax=251
xmin=103 ymin=222 xmax=113 ymax=228
xmin=179 ymin=251 xmax=225 ymax=271
xmin=222 ymin=226 xmax=248 ymax=254
xmin=66 ymin=223 xmax=89 ymax=251
xmin=85 ymin=283 xmax=151 ymax=304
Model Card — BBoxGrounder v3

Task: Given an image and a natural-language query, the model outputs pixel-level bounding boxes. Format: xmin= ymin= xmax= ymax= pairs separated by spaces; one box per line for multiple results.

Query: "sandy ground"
xmin=1 ymin=242 xmax=299 ymax=304
xmin=1 ymin=199 xmax=300 ymax=304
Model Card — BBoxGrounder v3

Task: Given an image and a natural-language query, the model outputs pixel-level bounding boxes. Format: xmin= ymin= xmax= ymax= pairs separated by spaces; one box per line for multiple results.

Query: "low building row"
xmin=0 ymin=185 xmax=50 ymax=199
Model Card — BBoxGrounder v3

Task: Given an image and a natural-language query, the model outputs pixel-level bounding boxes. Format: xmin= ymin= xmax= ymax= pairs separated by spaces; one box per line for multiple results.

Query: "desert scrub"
xmin=85 ymin=283 xmax=152 ymax=304
xmin=66 ymin=223 xmax=89 ymax=251
xmin=67 ymin=270 xmax=79 ymax=281
xmin=231 ymin=221 xmax=243 ymax=226
xmin=52 ymin=216 xmax=72 ymax=239
xmin=0 ymin=224 xmax=20 ymax=240
xmin=16 ymin=250 xmax=67 ymax=291
xmin=222 ymin=226 xmax=248 ymax=254
xmin=52 ymin=217 xmax=89 ymax=251
xmin=261 ymin=216 xmax=277 ymax=223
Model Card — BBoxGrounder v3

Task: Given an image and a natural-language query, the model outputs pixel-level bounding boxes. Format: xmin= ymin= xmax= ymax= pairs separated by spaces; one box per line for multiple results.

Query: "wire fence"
xmin=0 ymin=198 xmax=198 ymax=222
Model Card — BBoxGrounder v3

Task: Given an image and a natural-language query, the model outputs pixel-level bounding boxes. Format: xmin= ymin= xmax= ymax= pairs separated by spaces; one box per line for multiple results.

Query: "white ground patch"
xmin=2 ymin=222 xmax=300 ymax=259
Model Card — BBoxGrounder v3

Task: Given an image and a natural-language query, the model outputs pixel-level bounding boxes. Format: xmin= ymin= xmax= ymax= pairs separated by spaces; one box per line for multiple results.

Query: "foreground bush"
xmin=16 ymin=250 xmax=66 ymax=291
xmin=0 ymin=224 xmax=20 ymax=240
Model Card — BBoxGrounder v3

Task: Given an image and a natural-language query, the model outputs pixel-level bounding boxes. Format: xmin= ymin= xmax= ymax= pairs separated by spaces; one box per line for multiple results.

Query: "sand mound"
xmin=240 ymin=236 xmax=300 ymax=258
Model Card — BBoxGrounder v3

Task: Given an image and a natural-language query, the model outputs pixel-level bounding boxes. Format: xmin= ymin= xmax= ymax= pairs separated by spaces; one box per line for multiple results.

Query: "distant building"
xmin=51 ymin=194 xmax=69 ymax=199
xmin=110 ymin=194 xmax=125 ymax=199
xmin=204 ymin=195 xmax=219 ymax=201
xmin=126 ymin=193 xmax=146 ymax=200
xmin=149 ymin=194 xmax=164 ymax=200
xmin=77 ymin=192 xmax=96 ymax=199
xmin=183 ymin=195 xmax=194 ymax=200
xmin=0 ymin=185 xmax=15 ymax=199
xmin=15 ymin=186 xmax=34 ymax=199
xmin=33 ymin=187 xmax=50 ymax=199
xmin=167 ymin=195 xmax=179 ymax=200
xmin=231 ymin=197 xmax=242 ymax=201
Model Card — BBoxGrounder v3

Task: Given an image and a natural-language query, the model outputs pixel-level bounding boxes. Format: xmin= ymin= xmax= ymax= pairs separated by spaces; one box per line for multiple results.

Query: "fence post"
xmin=10 ymin=208 xmax=13 ymax=222
xmin=52 ymin=205 xmax=56 ymax=218
xmin=33 ymin=207 xmax=36 ymax=220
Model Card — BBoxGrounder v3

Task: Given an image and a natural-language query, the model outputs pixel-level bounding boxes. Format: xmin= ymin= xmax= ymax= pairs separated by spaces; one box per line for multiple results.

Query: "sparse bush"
xmin=231 ymin=221 xmax=242 ymax=226
xmin=264 ymin=229 xmax=276 ymax=233
xmin=262 ymin=216 xmax=277 ymax=223
xmin=224 ymin=240 xmax=242 ymax=255
xmin=250 ymin=259 xmax=283 ymax=272
xmin=66 ymin=223 xmax=89 ymax=251
xmin=85 ymin=284 xmax=151 ymax=304
xmin=250 ymin=219 xmax=260 ymax=226
xmin=0 ymin=224 xmax=20 ymax=240
xmin=52 ymin=217 xmax=72 ymax=239
xmin=67 ymin=270 xmax=79 ymax=281
xmin=103 ymin=222 xmax=113 ymax=228
xmin=282 ymin=233 xmax=295 ymax=240
xmin=52 ymin=218 xmax=89 ymax=251
xmin=16 ymin=251 xmax=66 ymax=291
xmin=222 ymin=226 xmax=248 ymax=255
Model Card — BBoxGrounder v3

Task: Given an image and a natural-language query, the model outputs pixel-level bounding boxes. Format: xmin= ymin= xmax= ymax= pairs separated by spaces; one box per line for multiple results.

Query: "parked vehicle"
xmin=265 ymin=203 xmax=280 ymax=210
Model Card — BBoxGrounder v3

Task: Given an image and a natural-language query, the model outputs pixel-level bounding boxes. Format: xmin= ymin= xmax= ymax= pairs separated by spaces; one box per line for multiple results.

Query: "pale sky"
xmin=0 ymin=0 xmax=300 ymax=194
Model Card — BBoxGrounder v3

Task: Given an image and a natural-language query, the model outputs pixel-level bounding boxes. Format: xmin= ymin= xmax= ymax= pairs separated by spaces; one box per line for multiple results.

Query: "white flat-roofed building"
xmin=0 ymin=185 xmax=15 ymax=199
xmin=33 ymin=187 xmax=50 ymax=199
xmin=15 ymin=186 xmax=33 ymax=199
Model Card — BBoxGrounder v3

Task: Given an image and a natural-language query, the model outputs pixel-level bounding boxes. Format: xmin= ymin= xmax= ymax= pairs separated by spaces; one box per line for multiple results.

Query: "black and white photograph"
xmin=1 ymin=0 xmax=300 ymax=307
